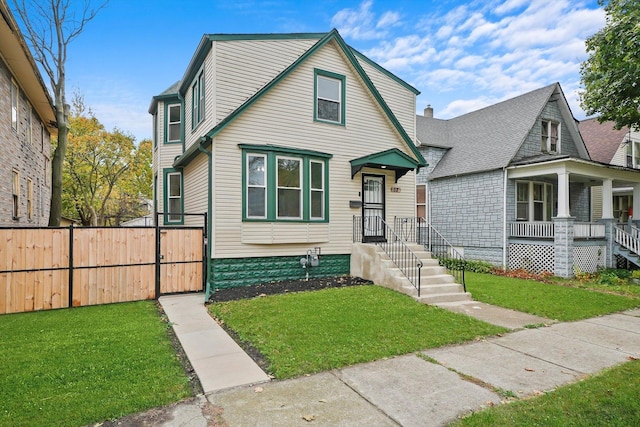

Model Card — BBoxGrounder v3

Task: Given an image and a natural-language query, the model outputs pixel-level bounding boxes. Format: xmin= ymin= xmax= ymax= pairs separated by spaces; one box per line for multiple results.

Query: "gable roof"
xmin=578 ymin=117 xmax=629 ymax=164
xmin=420 ymin=83 xmax=587 ymax=179
xmin=148 ymin=81 xmax=180 ymax=114
xmin=174 ymin=29 xmax=425 ymax=168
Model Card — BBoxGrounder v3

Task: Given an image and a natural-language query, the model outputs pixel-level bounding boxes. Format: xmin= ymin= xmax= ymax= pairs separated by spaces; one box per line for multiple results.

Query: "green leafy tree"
xmin=63 ymin=101 xmax=139 ymax=226
xmin=580 ymin=0 xmax=640 ymax=130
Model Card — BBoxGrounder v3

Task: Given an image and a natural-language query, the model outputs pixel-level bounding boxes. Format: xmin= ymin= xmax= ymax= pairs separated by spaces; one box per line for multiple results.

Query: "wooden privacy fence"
xmin=0 ymin=225 xmax=204 ymax=315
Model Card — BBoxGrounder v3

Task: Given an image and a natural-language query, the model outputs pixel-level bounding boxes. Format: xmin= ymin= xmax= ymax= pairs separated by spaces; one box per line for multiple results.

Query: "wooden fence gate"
xmin=0 ymin=222 xmax=205 ymax=315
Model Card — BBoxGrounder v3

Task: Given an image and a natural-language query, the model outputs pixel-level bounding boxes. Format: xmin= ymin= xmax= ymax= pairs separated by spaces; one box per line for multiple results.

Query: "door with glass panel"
xmin=362 ymin=175 xmax=385 ymax=242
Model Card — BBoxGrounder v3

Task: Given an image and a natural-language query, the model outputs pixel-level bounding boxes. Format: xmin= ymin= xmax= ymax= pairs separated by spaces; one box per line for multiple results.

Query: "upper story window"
xmin=166 ymin=104 xmax=181 ymax=143
xmin=191 ymin=69 xmax=205 ymax=129
xmin=416 ymin=184 xmax=426 ymax=219
xmin=626 ymin=140 xmax=640 ymax=168
xmin=26 ymin=178 xmax=33 ymax=220
xmin=516 ymin=181 xmax=553 ymax=222
xmin=241 ymin=144 xmax=332 ymax=222
xmin=11 ymin=80 xmax=18 ymax=131
xmin=541 ymin=120 xmax=560 ymax=153
xmin=153 ymin=113 xmax=158 ymax=148
xmin=27 ymin=107 xmax=32 ymax=145
xmin=314 ymin=69 xmax=345 ymax=125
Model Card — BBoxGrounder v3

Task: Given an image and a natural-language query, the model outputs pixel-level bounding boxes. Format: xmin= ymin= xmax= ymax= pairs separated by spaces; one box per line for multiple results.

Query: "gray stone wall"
xmin=0 ymin=57 xmax=52 ymax=226
xmin=513 ymin=101 xmax=581 ymax=161
xmin=416 ymin=145 xmax=448 ymax=184
xmin=430 ymin=169 xmax=504 ymax=264
xmin=569 ymin=183 xmax=590 ymax=221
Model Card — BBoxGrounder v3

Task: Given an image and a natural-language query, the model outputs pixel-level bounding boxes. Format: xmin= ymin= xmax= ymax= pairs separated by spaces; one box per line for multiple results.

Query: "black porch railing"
xmin=353 ymin=216 xmax=423 ymax=297
xmin=394 ymin=217 xmax=466 ymax=291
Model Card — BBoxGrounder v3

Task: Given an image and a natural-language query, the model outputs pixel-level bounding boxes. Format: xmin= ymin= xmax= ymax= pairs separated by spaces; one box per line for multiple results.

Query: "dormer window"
xmin=541 ymin=120 xmax=560 ymax=153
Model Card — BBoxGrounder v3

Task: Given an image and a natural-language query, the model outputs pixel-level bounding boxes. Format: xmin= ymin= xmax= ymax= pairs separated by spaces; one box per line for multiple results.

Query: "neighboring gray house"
xmin=416 ymin=83 xmax=640 ymax=276
xmin=579 ymin=117 xmax=640 ymax=223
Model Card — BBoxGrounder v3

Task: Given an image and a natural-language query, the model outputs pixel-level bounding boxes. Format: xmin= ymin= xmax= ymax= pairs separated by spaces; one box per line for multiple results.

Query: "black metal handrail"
xmin=394 ymin=217 xmax=466 ymax=291
xmin=353 ymin=216 xmax=423 ymax=297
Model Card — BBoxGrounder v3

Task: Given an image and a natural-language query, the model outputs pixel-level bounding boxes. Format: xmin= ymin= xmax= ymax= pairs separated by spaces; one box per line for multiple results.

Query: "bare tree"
xmin=11 ymin=0 xmax=107 ymax=226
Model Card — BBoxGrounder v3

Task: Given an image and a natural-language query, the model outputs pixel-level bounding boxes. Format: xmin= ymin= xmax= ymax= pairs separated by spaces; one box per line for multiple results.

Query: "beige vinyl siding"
xmin=214 ymin=39 xmax=318 ymax=123
xmin=356 ymin=57 xmax=417 ymax=142
xmin=210 ymin=40 xmax=415 ymax=258
xmin=183 ymin=153 xmax=210 ymax=227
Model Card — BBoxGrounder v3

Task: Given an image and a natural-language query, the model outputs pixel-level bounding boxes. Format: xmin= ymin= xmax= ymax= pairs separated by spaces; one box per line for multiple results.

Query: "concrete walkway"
xmin=153 ymin=294 xmax=640 ymax=427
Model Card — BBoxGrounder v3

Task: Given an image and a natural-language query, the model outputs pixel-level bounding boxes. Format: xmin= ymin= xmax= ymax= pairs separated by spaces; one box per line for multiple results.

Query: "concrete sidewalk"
xmin=153 ymin=294 xmax=640 ymax=426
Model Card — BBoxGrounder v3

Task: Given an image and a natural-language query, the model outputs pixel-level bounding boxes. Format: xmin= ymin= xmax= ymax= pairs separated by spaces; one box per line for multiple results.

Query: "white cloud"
xmin=331 ymin=0 xmax=401 ymax=40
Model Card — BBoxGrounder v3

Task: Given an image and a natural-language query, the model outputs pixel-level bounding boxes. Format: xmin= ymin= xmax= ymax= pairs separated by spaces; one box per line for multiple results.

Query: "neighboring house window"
xmin=247 ymin=154 xmax=267 ymax=218
xmin=12 ymin=170 xmax=20 ymax=219
xmin=314 ymin=69 xmax=345 ymax=125
xmin=191 ymin=70 xmax=205 ymax=129
xmin=241 ymin=145 xmax=331 ymax=222
xmin=310 ymin=160 xmax=324 ymax=220
xmin=166 ymin=104 xmax=181 ymax=143
xmin=416 ymin=184 xmax=426 ymax=219
xmin=516 ymin=181 xmax=553 ymax=221
xmin=626 ymin=141 xmax=640 ymax=168
xmin=11 ymin=80 xmax=18 ymax=131
xmin=153 ymin=113 xmax=158 ymax=148
xmin=277 ymin=156 xmax=302 ymax=219
xmin=541 ymin=120 xmax=560 ymax=153
xmin=27 ymin=178 xmax=33 ymax=220
xmin=164 ymin=170 xmax=183 ymax=223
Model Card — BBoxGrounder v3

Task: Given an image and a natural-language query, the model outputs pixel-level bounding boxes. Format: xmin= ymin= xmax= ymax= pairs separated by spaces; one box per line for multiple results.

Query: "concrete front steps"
xmin=351 ymin=243 xmax=472 ymax=305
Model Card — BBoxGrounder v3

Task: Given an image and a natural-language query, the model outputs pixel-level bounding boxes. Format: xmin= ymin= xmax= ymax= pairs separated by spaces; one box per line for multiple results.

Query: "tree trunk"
xmin=48 ymin=103 xmax=69 ymax=226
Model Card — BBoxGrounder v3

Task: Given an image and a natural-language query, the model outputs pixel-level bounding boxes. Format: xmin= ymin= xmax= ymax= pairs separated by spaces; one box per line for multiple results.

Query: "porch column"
xmin=553 ymin=217 xmax=574 ymax=278
xmin=600 ymin=218 xmax=616 ymax=269
xmin=557 ymin=171 xmax=570 ymax=217
xmin=633 ymin=183 xmax=640 ymax=227
xmin=602 ymin=178 xmax=614 ymax=219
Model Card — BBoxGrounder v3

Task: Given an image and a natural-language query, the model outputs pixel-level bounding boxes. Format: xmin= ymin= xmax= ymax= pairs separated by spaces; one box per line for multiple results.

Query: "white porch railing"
xmin=616 ymin=226 xmax=640 ymax=256
xmin=574 ymin=223 xmax=606 ymax=238
xmin=510 ymin=222 xmax=554 ymax=238
xmin=509 ymin=222 xmax=605 ymax=239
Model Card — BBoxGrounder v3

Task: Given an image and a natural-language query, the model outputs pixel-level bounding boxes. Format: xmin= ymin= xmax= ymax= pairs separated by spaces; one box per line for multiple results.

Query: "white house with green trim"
xmin=150 ymin=30 xmax=466 ymax=299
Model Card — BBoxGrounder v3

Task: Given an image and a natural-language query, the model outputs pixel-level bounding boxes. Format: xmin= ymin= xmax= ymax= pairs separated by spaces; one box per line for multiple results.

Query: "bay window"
xmin=164 ymin=169 xmax=183 ymax=224
xmin=241 ymin=145 xmax=331 ymax=222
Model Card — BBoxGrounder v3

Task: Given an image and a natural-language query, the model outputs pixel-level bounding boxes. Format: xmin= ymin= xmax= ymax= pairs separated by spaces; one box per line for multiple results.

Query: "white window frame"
xmin=167 ymin=103 xmax=181 ymax=143
xmin=246 ymin=153 xmax=267 ymax=219
xmin=516 ymin=180 xmax=554 ymax=222
xmin=191 ymin=69 xmax=205 ymax=129
xmin=167 ymin=172 xmax=182 ymax=223
xmin=310 ymin=160 xmax=324 ymax=220
xmin=11 ymin=80 xmax=18 ymax=131
xmin=626 ymin=140 xmax=640 ymax=169
xmin=541 ymin=120 xmax=560 ymax=153
xmin=276 ymin=155 xmax=302 ymax=220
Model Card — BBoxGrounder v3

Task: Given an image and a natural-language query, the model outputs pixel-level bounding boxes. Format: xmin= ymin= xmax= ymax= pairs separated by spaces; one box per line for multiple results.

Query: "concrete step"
xmin=416 ymin=292 xmax=473 ymax=304
xmin=401 ymin=283 xmax=465 ymax=295
xmin=421 ymin=274 xmax=455 ymax=285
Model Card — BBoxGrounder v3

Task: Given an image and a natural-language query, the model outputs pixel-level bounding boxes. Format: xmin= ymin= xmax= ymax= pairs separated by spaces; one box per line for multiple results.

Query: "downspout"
xmin=502 ymin=168 xmax=508 ymax=269
xmin=197 ymin=139 xmax=213 ymax=301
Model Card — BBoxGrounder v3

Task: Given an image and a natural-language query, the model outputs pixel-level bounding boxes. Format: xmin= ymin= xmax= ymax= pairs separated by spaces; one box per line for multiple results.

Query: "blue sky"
xmin=52 ymin=0 xmax=605 ymax=142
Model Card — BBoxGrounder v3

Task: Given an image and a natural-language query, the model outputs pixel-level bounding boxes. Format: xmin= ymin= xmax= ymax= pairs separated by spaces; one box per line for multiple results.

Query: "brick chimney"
xmin=423 ymin=104 xmax=433 ymax=118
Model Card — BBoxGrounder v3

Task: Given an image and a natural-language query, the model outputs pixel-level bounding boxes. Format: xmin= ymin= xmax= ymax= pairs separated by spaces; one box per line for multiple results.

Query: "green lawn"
xmin=209 ymin=285 xmax=507 ymax=379
xmin=466 ymin=272 xmax=640 ymax=321
xmin=0 ymin=302 xmax=191 ymax=427
xmin=455 ymin=359 xmax=640 ymax=426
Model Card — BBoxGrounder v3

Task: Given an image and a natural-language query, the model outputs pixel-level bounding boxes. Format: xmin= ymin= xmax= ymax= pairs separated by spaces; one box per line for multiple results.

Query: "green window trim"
xmin=164 ymin=103 xmax=183 ymax=144
xmin=163 ymin=168 xmax=184 ymax=224
xmin=240 ymin=145 xmax=332 ymax=223
xmin=314 ymin=68 xmax=346 ymax=126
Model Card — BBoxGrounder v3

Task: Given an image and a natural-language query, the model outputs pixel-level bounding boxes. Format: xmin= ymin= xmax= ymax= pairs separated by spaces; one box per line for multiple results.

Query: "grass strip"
xmin=0 ymin=301 xmax=191 ymax=427
xmin=209 ymin=285 xmax=507 ymax=379
xmin=466 ymin=272 xmax=640 ymax=321
xmin=455 ymin=359 xmax=640 ymax=426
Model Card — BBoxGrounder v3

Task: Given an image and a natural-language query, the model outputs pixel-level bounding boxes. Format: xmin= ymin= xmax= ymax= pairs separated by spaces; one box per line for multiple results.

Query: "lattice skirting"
xmin=573 ymin=246 xmax=606 ymax=273
xmin=508 ymin=244 xmax=554 ymax=273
